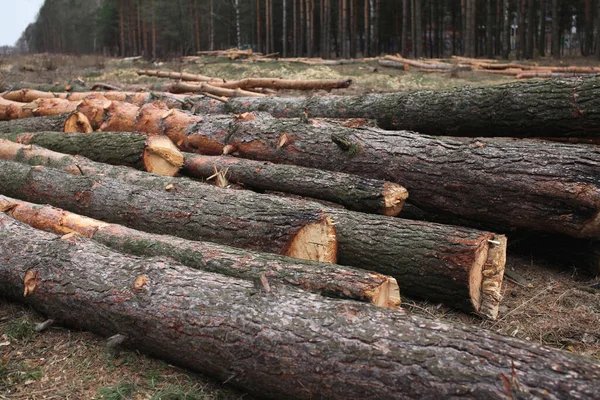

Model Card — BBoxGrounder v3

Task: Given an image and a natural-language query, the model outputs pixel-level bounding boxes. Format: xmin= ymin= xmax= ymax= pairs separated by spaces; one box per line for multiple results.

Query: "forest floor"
xmin=1 ymin=54 xmax=599 ymax=399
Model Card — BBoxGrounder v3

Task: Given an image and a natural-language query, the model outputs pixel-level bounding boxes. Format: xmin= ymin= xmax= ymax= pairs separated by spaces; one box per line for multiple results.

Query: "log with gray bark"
xmin=180 ymin=113 xmax=600 ymax=239
xmin=182 ymin=153 xmax=408 ymax=216
xmin=0 ymin=152 xmax=505 ymax=318
xmin=0 ymin=160 xmax=338 ymax=264
xmin=0 ymin=195 xmax=399 ymax=308
xmin=0 ymin=214 xmax=597 ymax=399
xmin=0 ymin=112 xmax=92 ymax=133
xmin=0 ymin=132 xmax=184 ymax=176
xmin=224 ymin=75 xmax=600 ymax=138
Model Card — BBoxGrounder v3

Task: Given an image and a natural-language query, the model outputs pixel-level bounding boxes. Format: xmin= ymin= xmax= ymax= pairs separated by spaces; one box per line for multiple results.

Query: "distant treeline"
xmin=16 ymin=0 xmax=600 ymax=60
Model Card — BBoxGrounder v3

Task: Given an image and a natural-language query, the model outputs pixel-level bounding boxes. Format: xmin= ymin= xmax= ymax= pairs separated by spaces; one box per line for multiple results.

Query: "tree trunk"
xmin=1 ymin=215 xmax=598 ymax=399
xmin=0 ymin=132 xmax=183 ymax=177
xmin=526 ymin=0 xmax=535 ymax=58
xmin=182 ymin=153 xmax=408 ymax=216
xmin=151 ymin=0 xmax=157 ymax=58
xmin=235 ymin=0 xmax=241 ymax=48
xmin=257 ymin=0 xmax=263 ymax=53
xmin=225 ymin=75 xmax=600 ymax=139
xmin=503 ymin=0 xmax=510 ymax=58
xmin=551 ymin=0 xmax=559 ymax=58
xmin=0 ymin=113 xmax=91 ymax=134
xmin=414 ymin=0 xmax=422 ymax=58
xmin=538 ymin=0 xmax=546 ymax=56
xmin=0 ymin=156 xmax=505 ymax=318
xmin=350 ymin=0 xmax=356 ymax=58
xmin=586 ymin=0 xmax=593 ymax=56
xmin=401 ymin=0 xmax=409 ymax=57
xmin=0 ymin=196 xmax=398 ymax=308
xmin=0 ymin=160 xmax=338 ymax=263
xmin=596 ymin=0 xmax=600 ymax=59
xmin=283 ymin=0 xmax=287 ymax=57
xmin=305 ymin=0 xmax=312 ymax=57
xmin=183 ymin=112 xmax=600 ymax=240
xmin=119 ymin=0 xmax=126 ymax=57
xmin=486 ymin=0 xmax=494 ymax=58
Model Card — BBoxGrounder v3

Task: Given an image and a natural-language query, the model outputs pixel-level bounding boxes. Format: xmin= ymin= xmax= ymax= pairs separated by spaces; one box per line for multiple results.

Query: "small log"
xmin=0 ymin=112 xmax=92 ymax=134
xmin=216 ymin=77 xmax=353 ymax=91
xmin=0 ymin=195 xmax=399 ymax=308
xmin=0 ymin=160 xmax=337 ymax=263
xmin=516 ymin=71 xmax=592 ymax=79
xmin=0 ymin=131 xmax=183 ymax=176
xmin=0 ymin=214 xmax=598 ymax=400
xmin=168 ymin=81 xmax=267 ymax=97
xmin=383 ymin=55 xmax=472 ymax=71
xmin=0 ymin=97 xmax=80 ymax=120
xmin=182 ymin=153 xmax=408 ymax=216
xmin=0 ymin=146 xmax=504 ymax=317
xmin=137 ymin=69 xmax=223 ymax=83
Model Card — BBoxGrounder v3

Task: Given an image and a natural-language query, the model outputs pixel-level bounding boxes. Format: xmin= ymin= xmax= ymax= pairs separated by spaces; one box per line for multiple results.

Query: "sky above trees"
xmin=0 ymin=0 xmax=44 ymax=46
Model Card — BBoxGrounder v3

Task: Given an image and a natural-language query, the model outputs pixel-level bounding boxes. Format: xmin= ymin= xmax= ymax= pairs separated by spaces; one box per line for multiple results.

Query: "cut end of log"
xmin=64 ymin=111 xmax=93 ymax=133
xmin=366 ymin=277 xmax=401 ymax=309
xmin=382 ymin=182 xmax=409 ymax=217
xmin=143 ymin=136 xmax=184 ymax=176
xmin=285 ymin=215 xmax=338 ymax=264
xmin=469 ymin=235 xmax=507 ymax=320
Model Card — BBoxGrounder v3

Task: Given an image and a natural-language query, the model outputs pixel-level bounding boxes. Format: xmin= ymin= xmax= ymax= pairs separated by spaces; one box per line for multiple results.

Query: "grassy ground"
xmin=0 ymin=54 xmax=599 ymax=399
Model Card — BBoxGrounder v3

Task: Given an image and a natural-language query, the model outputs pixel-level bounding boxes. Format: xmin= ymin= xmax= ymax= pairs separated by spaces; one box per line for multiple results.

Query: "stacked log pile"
xmin=1 ymin=75 xmax=599 ymax=398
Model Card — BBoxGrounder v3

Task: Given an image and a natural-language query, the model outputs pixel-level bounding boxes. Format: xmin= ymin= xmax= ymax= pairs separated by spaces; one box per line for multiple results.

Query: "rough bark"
xmin=0 ymin=132 xmax=183 ymax=176
xmin=224 ymin=75 xmax=600 ymax=138
xmin=551 ymin=0 xmax=560 ymax=58
xmin=401 ymin=0 xmax=409 ymax=57
xmin=0 ymin=215 xmax=598 ymax=400
xmin=0 ymin=160 xmax=337 ymax=263
xmin=181 ymin=113 xmax=600 ymax=240
xmin=383 ymin=55 xmax=472 ymax=71
xmin=0 ymin=113 xmax=91 ymax=134
xmin=182 ymin=153 xmax=408 ymax=216
xmin=0 ymin=196 xmax=399 ymax=308
xmin=0 ymin=153 xmax=504 ymax=317
xmin=168 ymin=82 xmax=266 ymax=98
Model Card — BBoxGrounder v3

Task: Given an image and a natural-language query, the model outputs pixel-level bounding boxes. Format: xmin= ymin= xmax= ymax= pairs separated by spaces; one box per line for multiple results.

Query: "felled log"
xmin=182 ymin=113 xmax=600 ymax=240
xmin=0 ymin=81 xmax=91 ymax=93
xmin=136 ymin=69 xmax=222 ymax=83
xmin=0 ymin=214 xmax=597 ymax=400
xmin=0 ymin=97 xmax=82 ymax=120
xmin=0 ymin=196 xmax=399 ymax=308
xmin=168 ymin=81 xmax=267 ymax=97
xmin=0 ymin=155 xmax=505 ymax=318
xmin=383 ymin=55 xmax=472 ymax=71
xmin=0 ymin=131 xmax=183 ymax=176
xmin=0 ymin=160 xmax=337 ymax=263
xmin=516 ymin=71 xmax=591 ymax=79
xmin=224 ymin=75 xmax=600 ymax=138
xmin=183 ymin=154 xmax=408 ymax=216
xmin=0 ymin=112 xmax=92 ymax=133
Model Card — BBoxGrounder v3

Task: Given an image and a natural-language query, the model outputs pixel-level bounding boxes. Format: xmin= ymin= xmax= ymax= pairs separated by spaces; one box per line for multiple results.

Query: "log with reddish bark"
xmin=0 ymin=160 xmax=337 ymax=263
xmin=183 ymin=153 xmax=408 ymax=216
xmin=168 ymin=81 xmax=267 ymax=97
xmin=382 ymin=55 xmax=472 ymax=71
xmin=137 ymin=69 xmax=353 ymax=91
xmin=0 ymin=214 xmax=598 ymax=399
xmin=0 ymin=153 xmax=505 ymax=318
xmin=0 ymin=112 xmax=92 ymax=133
xmin=0 ymin=131 xmax=183 ymax=176
xmin=180 ymin=113 xmax=600 ymax=240
xmin=0 ymin=195 xmax=399 ymax=308
xmin=224 ymin=75 xmax=600 ymax=138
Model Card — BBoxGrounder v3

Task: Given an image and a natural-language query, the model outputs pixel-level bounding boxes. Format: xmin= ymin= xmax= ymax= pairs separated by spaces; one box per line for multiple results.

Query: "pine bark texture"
xmin=0 ymin=153 xmax=504 ymax=316
xmin=224 ymin=76 xmax=600 ymax=138
xmin=182 ymin=153 xmax=408 ymax=216
xmin=0 ymin=196 xmax=398 ymax=308
xmin=0 ymin=214 xmax=598 ymax=400
xmin=0 ymin=131 xmax=182 ymax=174
xmin=0 ymin=113 xmax=87 ymax=134
xmin=181 ymin=113 xmax=600 ymax=239
xmin=0 ymin=160 xmax=337 ymax=263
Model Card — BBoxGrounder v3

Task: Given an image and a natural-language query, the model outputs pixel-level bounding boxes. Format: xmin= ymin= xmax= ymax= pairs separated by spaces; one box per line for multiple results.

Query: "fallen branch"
xmin=0 ymin=195 xmax=399 ymax=308
xmin=0 ymin=214 xmax=597 ymax=399
xmin=182 ymin=153 xmax=408 ymax=216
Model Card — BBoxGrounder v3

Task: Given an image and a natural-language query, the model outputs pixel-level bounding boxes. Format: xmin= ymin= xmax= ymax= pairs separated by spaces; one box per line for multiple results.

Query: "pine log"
xmin=0 ymin=81 xmax=91 ymax=93
xmin=0 ymin=160 xmax=337 ymax=263
xmin=0 ymin=112 xmax=92 ymax=134
xmin=168 ymin=81 xmax=267 ymax=97
xmin=224 ymin=75 xmax=600 ymax=138
xmin=0 ymin=214 xmax=598 ymax=399
xmin=0 ymin=132 xmax=183 ymax=176
xmin=516 ymin=71 xmax=592 ymax=79
xmin=181 ymin=113 xmax=600 ymax=239
xmin=137 ymin=69 xmax=223 ymax=83
xmin=183 ymin=153 xmax=408 ymax=216
xmin=0 ymin=195 xmax=399 ymax=308
xmin=0 ymin=154 xmax=505 ymax=318
xmin=383 ymin=55 xmax=472 ymax=71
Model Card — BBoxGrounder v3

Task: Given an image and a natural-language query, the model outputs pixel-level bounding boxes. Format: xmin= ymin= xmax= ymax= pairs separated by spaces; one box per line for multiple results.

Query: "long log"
xmin=383 ymin=55 xmax=472 ymax=71
xmin=0 ymin=160 xmax=338 ymax=263
xmin=0 ymin=214 xmax=598 ymax=399
xmin=0 ymin=132 xmax=183 ymax=176
xmin=516 ymin=71 xmax=591 ymax=79
xmin=182 ymin=153 xmax=408 ymax=216
xmin=224 ymin=75 xmax=600 ymax=138
xmin=0 ymin=196 xmax=399 ymax=308
xmin=181 ymin=113 xmax=600 ymax=239
xmin=0 ymin=112 xmax=92 ymax=133
xmin=168 ymin=81 xmax=267 ymax=97
xmin=0 ymin=153 xmax=505 ymax=318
